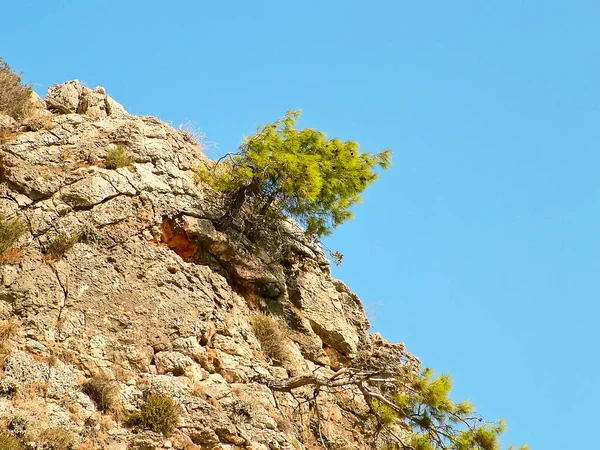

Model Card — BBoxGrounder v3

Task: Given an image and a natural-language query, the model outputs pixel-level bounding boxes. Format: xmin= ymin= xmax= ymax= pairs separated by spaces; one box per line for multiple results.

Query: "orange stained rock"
xmin=159 ymin=217 xmax=198 ymax=263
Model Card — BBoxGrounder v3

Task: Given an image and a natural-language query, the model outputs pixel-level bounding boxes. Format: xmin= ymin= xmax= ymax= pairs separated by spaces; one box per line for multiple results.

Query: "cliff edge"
xmin=0 ymin=81 xmax=419 ymax=450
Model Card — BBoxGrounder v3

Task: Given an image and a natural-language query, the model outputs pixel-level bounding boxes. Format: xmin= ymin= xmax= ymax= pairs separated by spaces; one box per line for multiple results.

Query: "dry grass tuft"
xmin=77 ymin=220 xmax=99 ymax=245
xmin=105 ymin=144 xmax=133 ymax=169
xmin=250 ymin=313 xmax=291 ymax=363
xmin=45 ymin=231 xmax=79 ymax=261
xmin=0 ymin=214 xmax=26 ymax=257
xmin=0 ymin=127 xmax=19 ymax=144
xmin=37 ymin=427 xmax=76 ymax=450
xmin=12 ymin=382 xmax=49 ymax=404
xmin=82 ymin=377 xmax=121 ymax=415
xmin=178 ymin=120 xmax=205 ymax=148
xmin=0 ymin=318 xmax=21 ymax=346
xmin=0 ymin=59 xmax=33 ymax=121
xmin=0 ymin=318 xmax=22 ymax=366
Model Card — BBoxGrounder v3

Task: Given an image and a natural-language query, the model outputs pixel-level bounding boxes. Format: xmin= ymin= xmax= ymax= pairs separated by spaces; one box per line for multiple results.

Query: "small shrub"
xmin=329 ymin=250 xmax=344 ymax=266
xmin=0 ymin=215 xmax=26 ymax=256
xmin=104 ymin=145 xmax=133 ymax=169
xmin=0 ymin=433 xmax=24 ymax=450
xmin=250 ymin=313 xmax=290 ymax=363
xmin=78 ymin=220 xmax=99 ymax=245
xmin=0 ymin=60 xmax=33 ymax=121
xmin=82 ymin=378 xmax=121 ymax=414
xmin=45 ymin=232 xmax=79 ymax=260
xmin=37 ymin=427 xmax=75 ymax=450
xmin=126 ymin=393 xmax=180 ymax=436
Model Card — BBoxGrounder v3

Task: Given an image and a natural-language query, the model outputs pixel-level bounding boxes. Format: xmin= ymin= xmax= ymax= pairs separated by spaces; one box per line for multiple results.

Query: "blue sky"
xmin=4 ymin=1 xmax=599 ymax=448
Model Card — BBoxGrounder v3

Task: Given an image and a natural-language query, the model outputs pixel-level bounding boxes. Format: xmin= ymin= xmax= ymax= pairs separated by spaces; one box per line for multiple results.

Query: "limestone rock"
xmin=0 ymin=113 xmax=16 ymax=130
xmin=154 ymin=351 xmax=194 ymax=375
xmin=288 ymin=260 xmax=366 ymax=354
xmin=46 ymin=80 xmax=130 ymax=118
xmin=0 ymin=78 xmax=419 ymax=450
xmin=46 ymin=79 xmax=83 ymax=114
xmin=60 ymin=175 xmax=119 ymax=207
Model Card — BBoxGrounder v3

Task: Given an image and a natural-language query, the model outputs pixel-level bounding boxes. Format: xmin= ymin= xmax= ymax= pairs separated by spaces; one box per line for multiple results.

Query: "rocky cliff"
xmin=0 ymin=81 xmax=419 ymax=450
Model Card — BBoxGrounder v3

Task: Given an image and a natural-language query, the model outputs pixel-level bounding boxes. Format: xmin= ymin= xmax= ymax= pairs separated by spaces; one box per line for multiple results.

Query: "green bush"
xmin=250 ymin=313 xmax=290 ymax=363
xmin=127 ymin=393 xmax=180 ymax=436
xmin=0 ymin=214 xmax=26 ymax=256
xmin=0 ymin=433 xmax=24 ymax=450
xmin=105 ymin=144 xmax=133 ymax=169
xmin=0 ymin=59 xmax=33 ymax=120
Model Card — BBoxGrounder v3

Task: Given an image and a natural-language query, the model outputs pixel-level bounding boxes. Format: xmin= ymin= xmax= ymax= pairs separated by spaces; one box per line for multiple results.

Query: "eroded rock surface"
xmin=0 ymin=81 xmax=419 ymax=449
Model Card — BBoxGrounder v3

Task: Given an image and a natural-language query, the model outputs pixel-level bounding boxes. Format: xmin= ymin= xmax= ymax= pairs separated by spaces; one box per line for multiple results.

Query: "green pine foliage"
xmin=195 ymin=110 xmax=391 ymax=237
xmin=374 ymin=368 xmax=528 ymax=450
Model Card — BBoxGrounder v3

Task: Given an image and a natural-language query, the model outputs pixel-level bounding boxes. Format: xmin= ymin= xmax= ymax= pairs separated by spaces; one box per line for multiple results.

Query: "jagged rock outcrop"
xmin=0 ymin=80 xmax=419 ymax=449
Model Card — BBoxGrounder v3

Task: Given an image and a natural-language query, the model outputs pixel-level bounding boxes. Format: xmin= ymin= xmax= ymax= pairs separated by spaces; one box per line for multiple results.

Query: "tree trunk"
xmin=217 ymin=187 xmax=247 ymax=230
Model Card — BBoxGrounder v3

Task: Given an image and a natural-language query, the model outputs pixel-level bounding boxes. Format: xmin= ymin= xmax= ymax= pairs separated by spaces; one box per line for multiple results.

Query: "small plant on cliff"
xmin=0 ymin=59 xmax=33 ymax=121
xmin=194 ymin=110 xmax=391 ymax=237
xmin=126 ymin=393 xmax=180 ymax=436
xmin=250 ymin=313 xmax=290 ymax=363
xmin=0 ymin=214 xmax=26 ymax=257
xmin=82 ymin=377 xmax=121 ymax=414
xmin=0 ymin=433 xmax=24 ymax=450
xmin=105 ymin=144 xmax=134 ymax=169
xmin=45 ymin=231 xmax=80 ymax=260
xmin=37 ymin=427 xmax=76 ymax=450
xmin=178 ymin=120 xmax=206 ymax=148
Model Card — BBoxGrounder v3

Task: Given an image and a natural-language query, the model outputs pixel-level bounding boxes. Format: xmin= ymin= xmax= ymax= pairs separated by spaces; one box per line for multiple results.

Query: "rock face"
xmin=46 ymin=80 xmax=129 ymax=118
xmin=0 ymin=81 xmax=419 ymax=449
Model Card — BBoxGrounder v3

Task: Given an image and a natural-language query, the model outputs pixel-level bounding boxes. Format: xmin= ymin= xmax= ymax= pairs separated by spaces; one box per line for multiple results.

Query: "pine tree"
xmin=260 ymin=366 xmax=529 ymax=450
xmin=195 ymin=110 xmax=391 ymax=237
xmin=370 ymin=368 xmax=529 ymax=450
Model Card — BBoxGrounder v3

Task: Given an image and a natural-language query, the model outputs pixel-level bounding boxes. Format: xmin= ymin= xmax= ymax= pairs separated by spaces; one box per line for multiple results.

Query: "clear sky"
xmin=4 ymin=1 xmax=599 ymax=448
